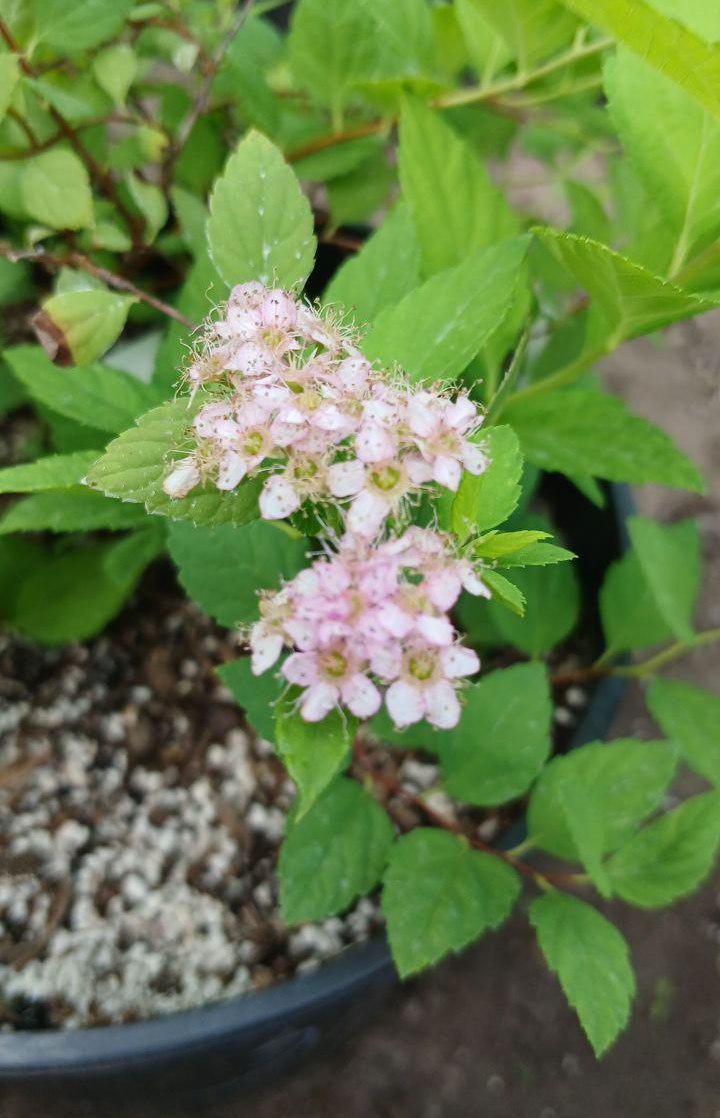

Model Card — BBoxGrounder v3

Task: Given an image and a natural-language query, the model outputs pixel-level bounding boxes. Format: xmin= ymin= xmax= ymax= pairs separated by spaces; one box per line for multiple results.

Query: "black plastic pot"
xmin=0 ymin=484 xmax=633 ymax=1117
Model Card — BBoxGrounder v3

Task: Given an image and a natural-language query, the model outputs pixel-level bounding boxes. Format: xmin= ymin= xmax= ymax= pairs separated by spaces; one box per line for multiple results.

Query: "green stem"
xmin=437 ymin=36 xmax=613 ymax=110
xmin=286 ymin=36 xmax=614 ymax=164
xmin=495 ymin=341 xmax=610 ymax=416
xmin=505 ymin=72 xmax=603 ymax=108
xmin=615 ymin=627 xmax=720 ymax=679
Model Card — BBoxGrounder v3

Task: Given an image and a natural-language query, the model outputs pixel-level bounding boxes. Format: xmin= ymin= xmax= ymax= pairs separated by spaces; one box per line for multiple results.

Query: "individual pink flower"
xmin=342 ymin=457 xmax=432 ymax=539
xmin=406 ymin=390 xmax=487 ymax=491
xmin=283 ymin=647 xmax=381 ymax=721
xmin=258 ymin=452 xmax=331 ymax=520
xmin=384 ymin=643 xmax=480 ymax=730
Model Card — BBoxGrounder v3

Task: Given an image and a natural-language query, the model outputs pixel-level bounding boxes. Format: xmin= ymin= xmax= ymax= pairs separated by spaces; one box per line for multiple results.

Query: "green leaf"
xmin=481 ymin=568 xmax=525 ymax=617
xmin=217 ymin=656 xmax=283 ymax=743
xmin=363 ymin=237 xmax=529 ymax=384
xmin=293 ymin=137 xmax=382 ymax=184
xmin=647 ymin=678 xmax=720 ymax=787
xmin=471 ymin=0 xmax=579 ymax=69
xmin=558 ymin=781 xmax=612 ymax=898
xmin=495 ymin=541 xmax=575 ymax=567
xmin=85 ymin=398 xmax=262 ymax=528
xmin=532 ymin=228 xmax=717 ymax=343
xmin=21 ymin=149 xmax=93 ymax=231
xmin=605 ymin=48 xmax=720 ymax=275
xmin=440 ymin=662 xmax=552 ymax=806
xmin=279 ymin=776 xmax=394 ymax=924
xmin=170 ymin=186 xmax=208 ymax=258
xmin=10 ymin=537 xmax=143 ymax=644
xmin=454 ymin=0 xmax=512 ymax=78
xmin=0 ymin=450 xmax=99 ymax=494
xmin=0 ymin=53 xmax=20 ymax=123
xmin=606 ymin=791 xmax=720 ymax=906
xmin=398 ymin=96 xmax=517 ymax=276
xmin=126 ymin=174 xmax=168 ymax=244
xmin=323 ymin=203 xmax=421 ymax=325
xmin=528 ymin=738 xmax=678 ymax=859
xmin=37 ymin=290 xmax=135 ymax=365
xmin=101 ymin=522 xmax=165 ymax=585
xmin=167 ymin=519 xmax=307 ymax=627
xmin=0 ymin=537 xmax=44 ymax=619
xmin=600 ymin=549 xmax=674 ymax=653
xmin=487 ymin=560 xmax=580 ymax=657
xmin=505 ymin=388 xmax=704 ymax=493
xmin=357 ymin=0 xmax=434 ymax=85
xmin=451 ymin=425 xmax=523 ymax=537
xmin=557 ymin=0 xmax=720 ymax=120
xmin=275 ymin=698 xmax=355 ymax=818
xmin=325 ymin=146 xmax=394 ymax=230
xmin=4 ymin=346 xmax=160 ymax=433
xmin=34 ymin=0 xmax=135 ymax=51
xmin=288 ymin=0 xmax=376 ymax=119
xmin=382 ymin=829 xmax=520 ymax=977
xmin=0 ymin=359 xmax=27 ymax=415
xmin=25 ymin=74 xmax=99 ymax=123
xmin=0 ymin=488 xmax=148 ymax=534
xmin=530 ymin=892 xmax=635 ymax=1057
xmin=92 ymin=43 xmax=136 ymax=106
xmin=473 ymin=529 xmax=551 ymax=559
xmin=207 ymin=130 xmax=315 ymax=289
xmin=627 ymin=516 xmax=700 ymax=642
xmin=565 ymin=179 xmax=612 ymax=244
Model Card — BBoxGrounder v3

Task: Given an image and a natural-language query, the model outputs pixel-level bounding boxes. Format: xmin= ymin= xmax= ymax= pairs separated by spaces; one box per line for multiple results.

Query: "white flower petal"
xmin=447 ymin=395 xmax=477 ymax=430
xmin=282 ymin=652 xmax=319 ymax=686
xmin=283 ymin=618 xmax=317 ymax=650
xmin=342 ymin=674 xmax=382 ymax=719
xmin=217 ymin=451 xmax=248 ymax=491
xmin=370 ymin=644 xmax=402 ymax=681
xmin=250 ymin=630 xmax=283 ymax=675
xmin=347 ymin=489 xmax=389 ymax=539
xmin=405 ymin=393 xmax=435 ymax=437
xmin=162 ymin=457 xmax=200 ymax=498
xmin=415 ymin=613 xmax=454 ymax=647
xmin=405 ymin=454 xmax=434 ymax=485
xmin=425 ymin=569 xmax=462 ymax=611
xmin=327 ymin=459 xmax=366 ymax=498
xmin=259 ymin=476 xmax=301 ymax=520
xmin=424 ymin=679 xmax=461 ymax=729
xmin=386 ymin=680 xmax=424 ymax=729
xmin=433 ymin=454 xmax=462 ymax=491
xmin=440 ymin=645 xmax=480 ymax=679
xmin=355 ymin=423 xmax=397 ymax=463
xmin=379 ymin=602 xmax=414 ymax=638
xmin=462 ymin=443 xmax=488 ymax=475
xmin=300 ymin=681 xmax=339 ymax=722
xmin=462 ymin=567 xmax=492 ymax=598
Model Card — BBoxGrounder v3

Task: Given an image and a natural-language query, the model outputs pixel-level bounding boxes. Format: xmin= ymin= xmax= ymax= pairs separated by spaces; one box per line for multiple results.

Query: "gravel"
xmin=0 ymin=579 xmax=383 ymax=1030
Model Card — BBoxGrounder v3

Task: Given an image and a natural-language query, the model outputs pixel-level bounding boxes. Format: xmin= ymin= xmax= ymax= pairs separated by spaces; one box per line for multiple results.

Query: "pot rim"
xmin=0 ymin=485 xmax=634 ymax=1076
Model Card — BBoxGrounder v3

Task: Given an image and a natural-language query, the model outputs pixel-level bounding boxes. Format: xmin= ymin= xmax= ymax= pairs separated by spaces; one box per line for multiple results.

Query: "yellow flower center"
xmin=322 ymin=650 xmax=347 ymax=678
xmin=371 ymin=464 xmax=401 ymax=492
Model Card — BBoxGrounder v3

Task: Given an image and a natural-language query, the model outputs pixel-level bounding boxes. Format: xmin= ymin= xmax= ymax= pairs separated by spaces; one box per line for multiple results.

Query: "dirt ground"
xmin=235 ymin=316 xmax=720 ymax=1118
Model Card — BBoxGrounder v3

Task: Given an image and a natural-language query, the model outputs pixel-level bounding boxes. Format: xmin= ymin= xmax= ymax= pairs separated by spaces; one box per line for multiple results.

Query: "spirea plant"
xmin=0 ymin=0 xmax=719 ymax=1058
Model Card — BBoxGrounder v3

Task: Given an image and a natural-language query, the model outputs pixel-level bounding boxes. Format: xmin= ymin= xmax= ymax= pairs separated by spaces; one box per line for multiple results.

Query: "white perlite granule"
xmin=0 ymin=628 xmax=381 ymax=1031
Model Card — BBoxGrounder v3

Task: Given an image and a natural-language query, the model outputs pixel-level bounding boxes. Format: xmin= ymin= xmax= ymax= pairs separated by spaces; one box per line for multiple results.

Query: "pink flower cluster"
xmin=250 ymin=528 xmax=489 ymax=730
xmin=163 ymin=282 xmax=488 ymax=539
